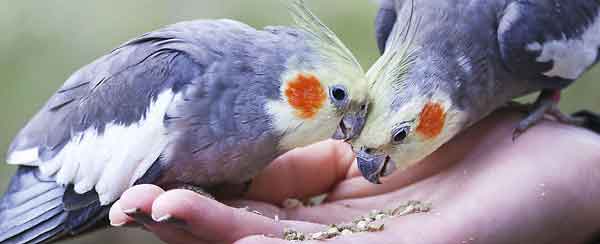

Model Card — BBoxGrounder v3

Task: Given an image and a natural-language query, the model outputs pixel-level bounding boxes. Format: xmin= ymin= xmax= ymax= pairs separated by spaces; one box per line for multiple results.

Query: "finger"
xmin=235 ymin=232 xmax=394 ymax=244
xmin=227 ymin=200 xmax=340 ymax=229
xmin=109 ymin=200 xmax=137 ymax=227
xmin=247 ymin=139 xmax=355 ymax=204
xmin=109 ymin=184 xmax=165 ymax=226
xmin=144 ymin=224 xmax=207 ymax=244
xmin=113 ymin=185 xmax=217 ymax=244
xmin=151 ymin=189 xmax=326 ymax=243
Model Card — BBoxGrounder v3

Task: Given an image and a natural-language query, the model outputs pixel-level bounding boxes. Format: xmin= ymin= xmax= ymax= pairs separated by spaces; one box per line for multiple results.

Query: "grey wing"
xmin=4 ymin=20 xmax=248 ymax=205
xmin=0 ymin=19 xmax=262 ymax=244
xmin=498 ymin=0 xmax=600 ymax=88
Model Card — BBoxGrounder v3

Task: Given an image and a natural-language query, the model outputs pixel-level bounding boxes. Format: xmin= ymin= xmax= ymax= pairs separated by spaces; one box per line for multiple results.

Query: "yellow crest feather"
xmin=289 ymin=0 xmax=364 ymax=73
xmin=367 ymin=0 xmax=419 ymax=90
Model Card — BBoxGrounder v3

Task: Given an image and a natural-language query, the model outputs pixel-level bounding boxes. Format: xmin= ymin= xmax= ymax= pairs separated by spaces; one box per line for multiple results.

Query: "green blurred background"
xmin=0 ymin=1 xmax=598 ymax=243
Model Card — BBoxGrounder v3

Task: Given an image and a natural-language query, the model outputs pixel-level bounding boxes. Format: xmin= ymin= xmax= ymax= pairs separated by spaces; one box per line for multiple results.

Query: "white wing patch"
xmin=7 ymin=90 xmax=175 ymax=205
xmin=6 ymin=147 xmax=39 ymax=165
xmin=526 ymin=13 xmax=600 ymax=80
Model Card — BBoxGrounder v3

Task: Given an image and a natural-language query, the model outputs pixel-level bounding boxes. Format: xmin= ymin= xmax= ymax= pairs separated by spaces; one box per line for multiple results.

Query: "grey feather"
xmin=498 ymin=0 xmax=600 ymax=86
xmin=376 ymin=0 xmax=600 ymax=124
xmin=2 ymin=17 xmax=325 ymax=243
xmin=0 ymin=167 xmax=67 ymax=244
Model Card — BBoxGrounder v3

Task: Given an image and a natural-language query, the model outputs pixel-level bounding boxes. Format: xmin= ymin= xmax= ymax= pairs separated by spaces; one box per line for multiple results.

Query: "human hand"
xmin=109 ymin=110 xmax=600 ymax=244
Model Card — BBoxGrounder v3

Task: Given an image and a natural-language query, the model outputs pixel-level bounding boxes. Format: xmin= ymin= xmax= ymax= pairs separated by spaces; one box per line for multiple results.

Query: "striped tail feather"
xmin=0 ymin=166 xmax=110 ymax=244
xmin=0 ymin=166 xmax=68 ymax=244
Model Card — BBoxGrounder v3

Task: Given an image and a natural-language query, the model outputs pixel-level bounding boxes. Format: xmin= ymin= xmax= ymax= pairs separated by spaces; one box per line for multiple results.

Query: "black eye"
xmin=360 ymin=103 xmax=367 ymax=111
xmin=330 ymin=86 xmax=347 ymax=102
xmin=392 ymin=126 xmax=410 ymax=144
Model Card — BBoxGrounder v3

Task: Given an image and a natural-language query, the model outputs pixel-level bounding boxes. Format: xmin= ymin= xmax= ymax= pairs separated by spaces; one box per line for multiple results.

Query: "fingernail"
xmin=111 ymin=220 xmax=142 ymax=228
xmin=153 ymin=214 xmax=187 ymax=228
xmin=122 ymin=208 xmax=140 ymax=215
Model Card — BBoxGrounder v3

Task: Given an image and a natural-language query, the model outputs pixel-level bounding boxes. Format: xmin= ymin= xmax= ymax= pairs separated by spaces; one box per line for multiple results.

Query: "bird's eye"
xmin=330 ymin=85 xmax=348 ymax=102
xmin=360 ymin=103 xmax=367 ymax=111
xmin=392 ymin=126 xmax=410 ymax=144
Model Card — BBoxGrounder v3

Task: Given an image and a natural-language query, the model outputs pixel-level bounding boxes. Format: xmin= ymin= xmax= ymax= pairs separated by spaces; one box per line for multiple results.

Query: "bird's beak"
xmin=332 ymin=104 xmax=368 ymax=141
xmin=356 ymin=148 xmax=397 ymax=184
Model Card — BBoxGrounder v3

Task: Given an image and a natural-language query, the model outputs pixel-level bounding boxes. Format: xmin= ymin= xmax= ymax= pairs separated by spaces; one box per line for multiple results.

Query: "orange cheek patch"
xmin=284 ymin=73 xmax=326 ymax=119
xmin=416 ymin=102 xmax=446 ymax=140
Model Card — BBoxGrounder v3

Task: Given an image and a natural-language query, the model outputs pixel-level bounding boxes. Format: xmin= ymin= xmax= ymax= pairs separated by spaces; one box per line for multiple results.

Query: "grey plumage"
xmin=1 ymin=10 xmax=370 ymax=242
xmin=354 ymin=0 xmax=600 ymax=184
xmin=378 ymin=0 xmax=600 ymax=125
xmin=0 ymin=167 xmax=67 ymax=244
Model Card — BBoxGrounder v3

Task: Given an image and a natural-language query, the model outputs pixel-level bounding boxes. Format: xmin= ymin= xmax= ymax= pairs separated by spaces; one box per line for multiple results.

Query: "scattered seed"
xmin=311 ymin=232 xmax=327 ymax=240
xmin=356 ymin=221 xmax=368 ymax=231
xmin=393 ymin=204 xmax=415 ymax=216
xmin=326 ymin=227 xmax=340 ymax=236
xmin=280 ymin=201 xmax=431 ymax=241
xmin=367 ymin=223 xmax=384 ymax=232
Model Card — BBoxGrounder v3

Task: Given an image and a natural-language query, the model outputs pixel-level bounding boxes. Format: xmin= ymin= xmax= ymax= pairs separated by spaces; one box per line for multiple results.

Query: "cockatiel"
xmin=0 ymin=1 xmax=371 ymax=243
xmin=354 ymin=0 xmax=600 ymax=184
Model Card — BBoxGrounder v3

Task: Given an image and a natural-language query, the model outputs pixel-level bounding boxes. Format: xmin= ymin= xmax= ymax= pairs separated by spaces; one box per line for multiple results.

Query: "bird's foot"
xmin=123 ymin=208 xmax=187 ymax=228
xmin=512 ymin=90 xmax=585 ymax=140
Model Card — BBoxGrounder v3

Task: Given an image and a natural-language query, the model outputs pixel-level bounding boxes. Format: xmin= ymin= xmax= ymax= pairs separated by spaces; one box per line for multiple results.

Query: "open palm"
xmin=109 ymin=110 xmax=600 ymax=244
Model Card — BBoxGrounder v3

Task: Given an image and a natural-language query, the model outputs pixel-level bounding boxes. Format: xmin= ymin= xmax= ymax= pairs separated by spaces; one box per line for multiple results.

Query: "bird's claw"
xmin=123 ymin=208 xmax=187 ymax=227
xmin=512 ymin=90 xmax=589 ymax=141
xmin=512 ymin=127 xmax=525 ymax=141
xmin=123 ymin=208 xmax=155 ymax=225
xmin=512 ymin=103 xmax=552 ymax=141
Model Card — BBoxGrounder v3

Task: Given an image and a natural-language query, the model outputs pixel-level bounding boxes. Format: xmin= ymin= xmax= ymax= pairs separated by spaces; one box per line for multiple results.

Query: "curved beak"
xmin=356 ymin=148 xmax=397 ymax=184
xmin=332 ymin=104 xmax=368 ymax=141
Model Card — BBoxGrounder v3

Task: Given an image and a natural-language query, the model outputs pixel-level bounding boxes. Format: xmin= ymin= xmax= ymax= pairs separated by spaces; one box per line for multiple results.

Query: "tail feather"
xmin=3 ymin=195 xmax=62 ymax=229
xmin=23 ymin=223 xmax=65 ymax=244
xmin=0 ymin=205 xmax=64 ymax=242
xmin=0 ymin=166 xmax=112 ymax=244
xmin=0 ymin=167 xmax=69 ymax=244
xmin=5 ymin=182 xmax=58 ymax=208
xmin=4 ymin=211 xmax=67 ymax=244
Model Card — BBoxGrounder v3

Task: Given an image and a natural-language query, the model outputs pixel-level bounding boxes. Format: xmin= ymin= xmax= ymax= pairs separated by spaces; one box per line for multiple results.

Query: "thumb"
xmin=246 ymin=139 xmax=355 ymax=204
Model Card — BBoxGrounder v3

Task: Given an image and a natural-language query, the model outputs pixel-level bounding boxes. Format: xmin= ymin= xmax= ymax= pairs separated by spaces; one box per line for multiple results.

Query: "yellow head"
xmin=351 ymin=13 xmax=469 ymax=184
xmin=267 ymin=0 xmax=370 ymax=150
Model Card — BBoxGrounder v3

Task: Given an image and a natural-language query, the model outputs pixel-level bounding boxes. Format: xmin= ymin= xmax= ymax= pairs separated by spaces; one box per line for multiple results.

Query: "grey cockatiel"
xmin=354 ymin=0 xmax=600 ymax=184
xmin=0 ymin=2 xmax=372 ymax=243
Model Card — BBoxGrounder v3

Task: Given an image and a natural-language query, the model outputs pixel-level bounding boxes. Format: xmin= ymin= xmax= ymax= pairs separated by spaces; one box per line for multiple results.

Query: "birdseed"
xmin=282 ymin=200 xmax=431 ymax=241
